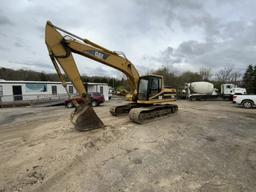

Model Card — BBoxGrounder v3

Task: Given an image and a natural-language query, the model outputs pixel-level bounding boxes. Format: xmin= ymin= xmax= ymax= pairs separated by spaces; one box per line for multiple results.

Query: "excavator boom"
xmin=45 ymin=21 xmax=140 ymax=131
xmin=46 ymin=21 xmax=140 ymax=99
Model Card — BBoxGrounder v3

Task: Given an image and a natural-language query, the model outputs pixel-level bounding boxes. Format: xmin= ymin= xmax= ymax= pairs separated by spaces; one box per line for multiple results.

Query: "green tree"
xmin=151 ymin=67 xmax=176 ymax=87
xmin=40 ymin=72 xmax=48 ymax=81
xmin=253 ymin=66 xmax=256 ymax=93
xmin=243 ymin=65 xmax=255 ymax=94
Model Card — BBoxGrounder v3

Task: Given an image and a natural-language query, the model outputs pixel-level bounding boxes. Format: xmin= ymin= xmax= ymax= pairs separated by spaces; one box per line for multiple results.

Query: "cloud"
xmin=0 ymin=45 xmax=9 ymax=51
xmin=140 ymin=1 xmax=256 ymax=74
xmin=176 ymin=41 xmax=214 ymax=56
xmin=0 ymin=0 xmax=256 ymax=79
xmin=8 ymin=60 xmax=52 ymax=71
xmin=14 ymin=42 xmax=24 ymax=48
xmin=0 ymin=14 xmax=13 ymax=26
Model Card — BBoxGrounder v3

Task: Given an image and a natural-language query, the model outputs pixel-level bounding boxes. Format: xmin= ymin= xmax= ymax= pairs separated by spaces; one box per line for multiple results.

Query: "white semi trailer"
xmin=185 ymin=81 xmax=246 ymax=100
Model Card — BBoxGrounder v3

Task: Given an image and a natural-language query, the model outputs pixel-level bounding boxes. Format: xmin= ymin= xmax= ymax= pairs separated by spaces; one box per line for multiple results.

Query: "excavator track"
xmin=129 ymin=104 xmax=178 ymax=124
xmin=110 ymin=103 xmax=140 ymax=116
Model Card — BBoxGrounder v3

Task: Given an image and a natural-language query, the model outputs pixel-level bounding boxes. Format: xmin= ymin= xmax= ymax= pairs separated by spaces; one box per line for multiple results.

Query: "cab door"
xmin=137 ymin=76 xmax=162 ymax=101
xmin=138 ymin=78 xmax=148 ymax=100
xmin=148 ymin=77 xmax=161 ymax=98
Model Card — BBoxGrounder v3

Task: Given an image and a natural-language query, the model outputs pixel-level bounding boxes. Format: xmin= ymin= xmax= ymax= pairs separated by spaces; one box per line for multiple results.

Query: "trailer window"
xmin=68 ymin=86 xmax=74 ymax=94
xmin=52 ymin=86 xmax=57 ymax=95
xmin=0 ymin=85 xmax=3 ymax=102
xmin=25 ymin=84 xmax=47 ymax=92
xmin=0 ymin=85 xmax=3 ymax=96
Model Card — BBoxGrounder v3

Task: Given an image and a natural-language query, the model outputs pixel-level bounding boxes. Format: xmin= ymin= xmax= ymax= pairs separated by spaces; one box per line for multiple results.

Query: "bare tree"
xmin=230 ymin=72 xmax=241 ymax=83
xmin=199 ymin=67 xmax=212 ymax=80
xmin=215 ymin=65 xmax=234 ymax=83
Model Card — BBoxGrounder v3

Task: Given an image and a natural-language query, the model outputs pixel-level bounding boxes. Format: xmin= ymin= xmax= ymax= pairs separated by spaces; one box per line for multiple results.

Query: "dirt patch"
xmin=0 ymin=100 xmax=255 ymax=192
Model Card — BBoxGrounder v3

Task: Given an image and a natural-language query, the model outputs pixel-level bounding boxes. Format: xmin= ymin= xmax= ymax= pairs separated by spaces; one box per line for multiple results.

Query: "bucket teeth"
xmin=71 ymin=104 xmax=104 ymax=131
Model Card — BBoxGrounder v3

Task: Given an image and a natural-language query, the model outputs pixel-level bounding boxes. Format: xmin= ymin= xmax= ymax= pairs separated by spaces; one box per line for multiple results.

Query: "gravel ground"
xmin=0 ymin=98 xmax=255 ymax=192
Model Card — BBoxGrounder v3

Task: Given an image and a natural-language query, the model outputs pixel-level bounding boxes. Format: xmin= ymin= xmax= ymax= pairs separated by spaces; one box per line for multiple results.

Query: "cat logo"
xmin=85 ymin=50 xmax=109 ymax=60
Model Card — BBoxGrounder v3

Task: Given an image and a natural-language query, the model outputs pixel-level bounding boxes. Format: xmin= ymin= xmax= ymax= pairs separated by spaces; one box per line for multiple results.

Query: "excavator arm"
xmin=45 ymin=21 xmax=140 ymax=100
xmin=45 ymin=21 xmax=140 ymax=131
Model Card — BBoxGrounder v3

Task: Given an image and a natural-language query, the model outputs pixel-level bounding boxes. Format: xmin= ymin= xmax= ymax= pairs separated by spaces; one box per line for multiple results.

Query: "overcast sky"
xmin=0 ymin=0 xmax=256 ymax=78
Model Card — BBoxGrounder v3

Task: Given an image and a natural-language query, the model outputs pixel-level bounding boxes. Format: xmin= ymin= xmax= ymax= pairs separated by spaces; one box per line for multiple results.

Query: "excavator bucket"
xmin=71 ymin=104 xmax=104 ymax=131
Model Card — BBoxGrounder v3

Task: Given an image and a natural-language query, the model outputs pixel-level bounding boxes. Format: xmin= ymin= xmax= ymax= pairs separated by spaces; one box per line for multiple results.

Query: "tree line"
xmin=0 ymin=67 xmax=125 ymax=89
xmin=243 ymin=65 xmax=256 ymax=94
xmin=1 ymin=64 xmax=256 ymax=94
xmin=151 ymin=65 xmax=256 ymax=94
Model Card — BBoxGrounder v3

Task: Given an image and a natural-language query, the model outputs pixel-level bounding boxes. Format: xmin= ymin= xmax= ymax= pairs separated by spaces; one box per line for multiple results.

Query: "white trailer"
xmin=85 ymin=82 xmax=109 ymax=101
xmin=0 ymin=80 xmax=109 ymax=105
xmin=0 ymin=80 xmax=75 ymax=102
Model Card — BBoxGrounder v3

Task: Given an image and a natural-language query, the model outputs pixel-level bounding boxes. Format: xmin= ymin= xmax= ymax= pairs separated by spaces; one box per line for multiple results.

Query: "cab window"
xmin=149 ymin=77 xmax=161 ymax=97
xmin=138 ymin=79 xmax=148 ymax=100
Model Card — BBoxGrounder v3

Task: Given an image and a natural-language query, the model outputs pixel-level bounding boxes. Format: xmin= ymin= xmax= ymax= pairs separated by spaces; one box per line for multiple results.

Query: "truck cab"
xmin=231 ymin=87 xmax=247 ymax=95
xmin=221 ymin=84 xmax=246 ymax=99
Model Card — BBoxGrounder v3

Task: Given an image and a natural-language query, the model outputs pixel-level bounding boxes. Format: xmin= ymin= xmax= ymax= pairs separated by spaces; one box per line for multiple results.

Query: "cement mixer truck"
xmin=185 ymin=81 xmax=246 ymax=100
xmin=185 ymin=82 xmax=218 ymax=100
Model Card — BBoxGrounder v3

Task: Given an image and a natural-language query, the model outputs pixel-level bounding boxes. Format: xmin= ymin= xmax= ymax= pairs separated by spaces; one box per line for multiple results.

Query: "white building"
xmin=85 ymin=82 xmax=109 ymax=101
xmin=0 ymin=80 xmax=109 ymax=103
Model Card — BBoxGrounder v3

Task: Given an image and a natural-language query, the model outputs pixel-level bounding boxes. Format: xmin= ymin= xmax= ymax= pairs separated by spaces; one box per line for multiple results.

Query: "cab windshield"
xmin=138 ymin=79 xmax=148 ymax=100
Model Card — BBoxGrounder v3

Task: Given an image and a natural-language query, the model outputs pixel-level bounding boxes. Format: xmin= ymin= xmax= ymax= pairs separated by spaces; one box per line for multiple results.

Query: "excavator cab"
xmin=137 ymin=75 xmax=163 ymax=100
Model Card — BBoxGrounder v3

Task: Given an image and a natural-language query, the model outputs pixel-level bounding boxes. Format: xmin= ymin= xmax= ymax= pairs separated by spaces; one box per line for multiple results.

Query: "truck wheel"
xmin=91 ymin=101 xmax=97 ymax=107
xmin=242 ymin=100 xmax=253 ymax=109
xmin=66 ymin=102 xmax=73 ymax=108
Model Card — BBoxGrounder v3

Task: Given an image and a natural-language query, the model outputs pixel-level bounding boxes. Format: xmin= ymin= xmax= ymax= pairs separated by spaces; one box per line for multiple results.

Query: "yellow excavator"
xmin=45 ymin=21 xmax=178 ymax=131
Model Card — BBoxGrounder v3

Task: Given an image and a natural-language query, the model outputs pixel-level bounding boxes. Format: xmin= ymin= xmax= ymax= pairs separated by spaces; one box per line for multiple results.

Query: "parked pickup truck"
xmin=65 ymin=92 xmax=105 ymax=108
xmin=233 ymin=95 xmax=256 ymax=109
